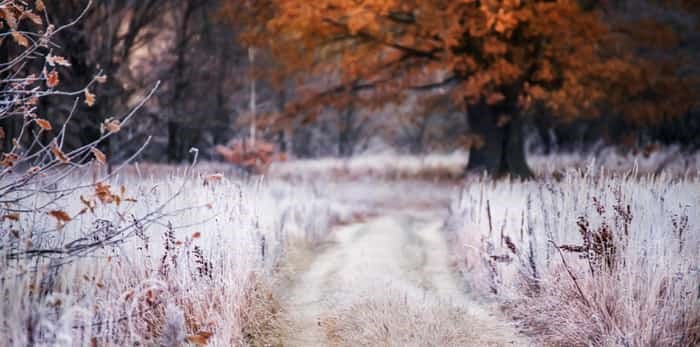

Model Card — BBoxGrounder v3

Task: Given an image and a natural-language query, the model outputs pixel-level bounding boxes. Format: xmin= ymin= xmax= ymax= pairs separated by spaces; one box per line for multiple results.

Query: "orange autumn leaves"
xmin=1 ymin=0 xmax=43 ymax=47
xmin=234 ymin=0 xmax=697 ymax=123
xmin=44 ymin=183 xmax=136 ymax=225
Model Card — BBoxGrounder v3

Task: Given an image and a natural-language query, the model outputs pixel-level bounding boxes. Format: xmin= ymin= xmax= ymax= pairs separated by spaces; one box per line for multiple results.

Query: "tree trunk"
xmin=465 ymin=101 xmax=533 ymax=178
xmin=338 ymin=106 xmax=355 ymax=157
xmin=167 ymin=120 xmax=180 ymax=162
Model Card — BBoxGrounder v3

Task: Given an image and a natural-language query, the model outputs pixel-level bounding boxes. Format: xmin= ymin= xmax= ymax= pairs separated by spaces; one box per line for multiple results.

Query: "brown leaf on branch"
xmin=91 ymin=147 xmax=107 ymax=164
xmin=21 ymin=11 xmax=42 ymax=25
xmin=48 ymin=210 xmax=72 ymax=222
xmin=1 ymin=7 xmax=18 ymax=30
xmin=0 ymin=127 xmax=5 ymax=141
xmin=84 ymin=89 xmax=96 ymax=107
xmin=95 ymin=182 xmax=115 ymax=204
xmin=46 ymin=70 xmax=59 ymax=88
xmin=11 ymin=31 xmax=29 ymax=47
xmin=1 ymin=153 xmax=19 ymax=167
xmin=36 ymin=0 xmax=45 ymax=12
xmin=35 ymin=118 xmax=52 ymax=130
xmin=2 ymin=213 xmax=20 ymax=221
xmin=104 ymin=119 xmax=121 ymax=133
xmin=50 ymin=143 xmax=70 ymax=163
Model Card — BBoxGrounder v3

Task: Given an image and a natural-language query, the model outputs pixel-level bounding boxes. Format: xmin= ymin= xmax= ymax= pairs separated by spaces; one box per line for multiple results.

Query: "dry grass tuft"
xmin=237 ymin=274 xmax=286 ymax=347
xmin=320 ymin=288 xmax=521 ymax=347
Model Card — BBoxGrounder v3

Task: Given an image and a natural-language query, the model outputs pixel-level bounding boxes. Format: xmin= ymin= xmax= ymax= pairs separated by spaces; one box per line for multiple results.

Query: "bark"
xmin=465 ymin=101 xmax=533 ymax=178
xmin=167 ymin=121 xmax=181 ymax=162
xmin=338 ymin=105 xmax=356 ymax=157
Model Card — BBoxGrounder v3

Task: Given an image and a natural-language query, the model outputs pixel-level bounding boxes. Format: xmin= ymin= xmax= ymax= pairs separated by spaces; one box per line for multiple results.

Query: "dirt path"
xmin=281 ymin=213 xmax=528 ymax=346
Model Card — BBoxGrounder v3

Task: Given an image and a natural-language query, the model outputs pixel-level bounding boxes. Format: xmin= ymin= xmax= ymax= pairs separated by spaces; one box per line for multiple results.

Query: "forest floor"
xmin=279 ymin=207 xmax=529 ymax=346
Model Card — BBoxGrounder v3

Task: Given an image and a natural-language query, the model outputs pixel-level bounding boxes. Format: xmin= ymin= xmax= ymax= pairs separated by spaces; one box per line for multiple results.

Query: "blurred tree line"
xmin=2 ymin=0 xmax=699 ymax=169
xmin=227 ymin=0 xmax=700 ymax=176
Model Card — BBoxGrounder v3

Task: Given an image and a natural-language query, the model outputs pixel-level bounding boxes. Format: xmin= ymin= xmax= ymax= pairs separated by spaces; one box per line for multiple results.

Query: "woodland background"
xmin=2 ymin=0 xmax=699 ymax=172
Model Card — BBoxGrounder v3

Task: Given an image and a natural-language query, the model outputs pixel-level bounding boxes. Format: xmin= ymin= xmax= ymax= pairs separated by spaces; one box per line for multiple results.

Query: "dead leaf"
xmin=36 ymin=0 xmax=45 ymax=12
xmin=46 ymin=70 xmax=59 ymax=88
xmin=91 ymin=147 xmax=106 ymax=164
xmin=2 ymin=7 xmax=18 ymax=29
xmin=11 ymin=31 xmax=29 ymax=47
xmin=104 ymin=119 xmax=121 ymax=133
xmin=2 ymin=213 xmax=20 ymax=221
xmin=0 ymin=127 xmax=5 ymax=141
xmin=124 ymin=290 xmax=134 ymax=302
xmin=35 ymin=118 xmax=52 ymax=130
xmin=486 ymin=92 xmax=505 ymax=105
xmin=21 ymin=11 xmax=42 ymax=25
xmin=84 ymin=89 xmax=96 ymax=107
xmin=1 ymin=153 xmax=19 ymax=167
xmin=95 ymin=182 xmax=115 ymax=204
xmin=50 ymin=143 xmax=70 ymax=163
xmin=48 ymin=210 xmax=71 ymax=222
xmin=186 ymin=332 xmax=213 ymax=346
xmin=203 ymin=173 xmax=224 ymax=186
xmin=192 ymin=232 xmax=201 ymax=239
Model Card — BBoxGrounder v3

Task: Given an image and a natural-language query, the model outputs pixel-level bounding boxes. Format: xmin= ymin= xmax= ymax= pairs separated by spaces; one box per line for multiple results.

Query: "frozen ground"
xmin=1 ymin=149 xmax=698 ymax=346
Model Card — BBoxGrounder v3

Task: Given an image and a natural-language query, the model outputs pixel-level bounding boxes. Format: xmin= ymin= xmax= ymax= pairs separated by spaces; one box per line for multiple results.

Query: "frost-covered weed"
xmin=448 ymin=168 xmax=700 ymax=346
xmin=0 ymin=172 xmax=329 ymax=346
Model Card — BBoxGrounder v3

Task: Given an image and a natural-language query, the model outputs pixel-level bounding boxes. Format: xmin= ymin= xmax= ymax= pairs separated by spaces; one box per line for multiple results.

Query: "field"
xmin=1 ymin=149 xmax=699 ymax=346
xmin=3 ymin=1 xmax=700 ymax=345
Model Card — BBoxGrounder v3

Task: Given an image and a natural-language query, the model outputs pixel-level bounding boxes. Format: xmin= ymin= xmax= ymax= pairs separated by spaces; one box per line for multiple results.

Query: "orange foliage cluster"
xmin=214 ymin=139 xmax=287 ymax=173
xmin=227 ymin=0 xmax=698 ymax=124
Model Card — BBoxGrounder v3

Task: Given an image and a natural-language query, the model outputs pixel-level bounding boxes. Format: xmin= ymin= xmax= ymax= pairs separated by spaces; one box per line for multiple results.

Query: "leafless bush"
xmin=0 ymin=1 xmax=168 ymax=268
